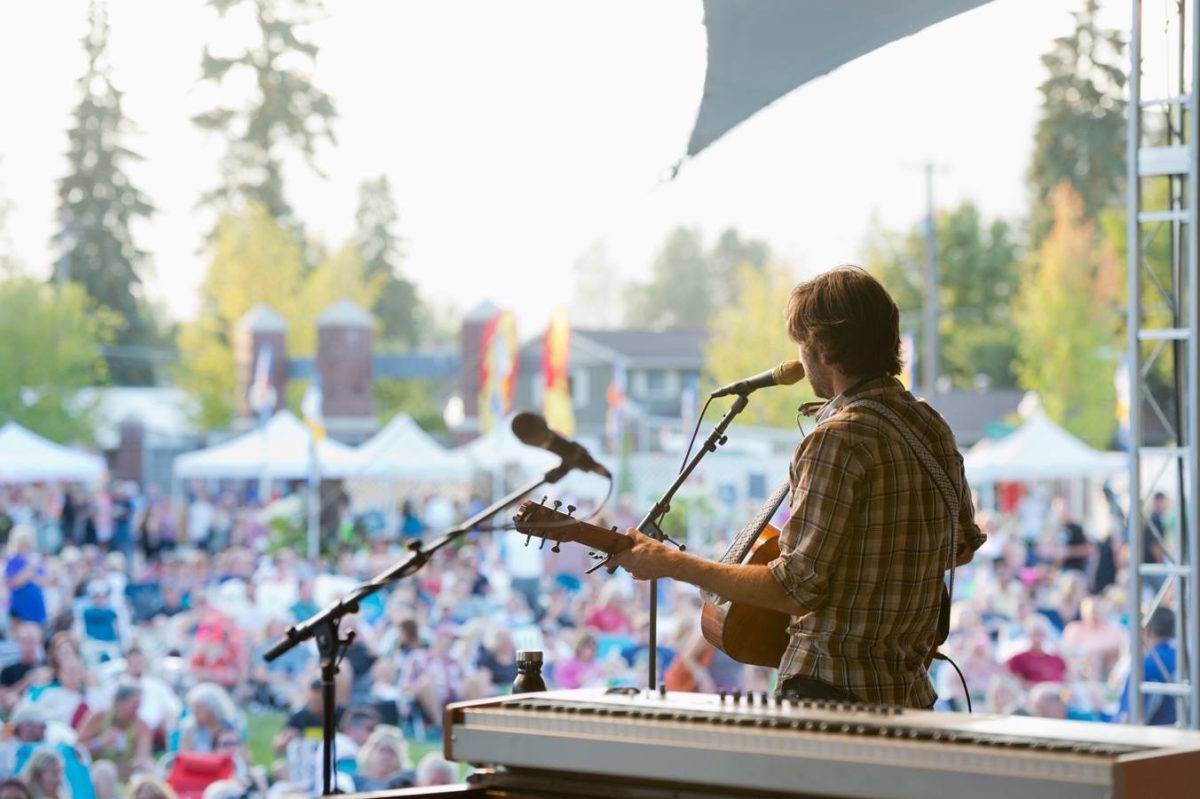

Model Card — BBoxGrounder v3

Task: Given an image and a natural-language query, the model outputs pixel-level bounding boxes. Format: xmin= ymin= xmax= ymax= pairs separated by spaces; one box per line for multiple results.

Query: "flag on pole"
xmin=301 ymin=379 xmax=325 ymax=443
xmin=606 ymin=358 xmax=627 ymax=452
xmin=542 ymin=309 xmax=575 ymax=436
xmin=248 ymin=344 xmax=276 ymax=422
xmin=478 ymin=310 xmax=519 ymax=433
xmin=1115 ymin=356 xmax=1131 ymax=451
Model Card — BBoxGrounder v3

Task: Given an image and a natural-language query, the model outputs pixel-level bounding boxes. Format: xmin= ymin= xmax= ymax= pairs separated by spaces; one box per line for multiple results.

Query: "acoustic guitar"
xmin=511 ymin=499 xmax=791 ymax=668
xmin=698 ymin=524 xmax=791 ymax=668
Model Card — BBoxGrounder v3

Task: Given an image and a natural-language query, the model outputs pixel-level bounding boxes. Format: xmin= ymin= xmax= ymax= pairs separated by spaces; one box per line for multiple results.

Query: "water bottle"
xmin=512 ymin=649 xmax=548 ymax=693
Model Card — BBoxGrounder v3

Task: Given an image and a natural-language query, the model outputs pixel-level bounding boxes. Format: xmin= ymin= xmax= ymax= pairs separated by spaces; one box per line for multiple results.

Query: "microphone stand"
xmin=637 ymin=394 xmax=749 ymax=690
xmin=263 ymin=462 xmax=573 ymax=796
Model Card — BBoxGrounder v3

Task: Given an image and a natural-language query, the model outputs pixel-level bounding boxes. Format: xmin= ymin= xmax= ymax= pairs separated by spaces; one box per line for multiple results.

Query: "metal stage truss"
xmin=1127 ymin=0 xmax=1200 ymax=727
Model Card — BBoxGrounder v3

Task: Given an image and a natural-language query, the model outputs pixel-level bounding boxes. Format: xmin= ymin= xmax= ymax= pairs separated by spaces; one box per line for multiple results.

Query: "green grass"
xmin=245 ymin=711 xmax=451 ymax=773
xmin=246 ymin=711 xmax=286 ymax=767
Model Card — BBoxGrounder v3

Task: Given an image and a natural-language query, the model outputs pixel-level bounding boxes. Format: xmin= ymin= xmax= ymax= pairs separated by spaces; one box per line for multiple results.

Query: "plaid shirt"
xmin=770 ymin=377 xmax=984 ymax=708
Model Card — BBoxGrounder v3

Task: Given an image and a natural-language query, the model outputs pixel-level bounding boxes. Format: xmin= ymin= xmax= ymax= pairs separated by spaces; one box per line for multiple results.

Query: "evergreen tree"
xmin=1027 ymin=0 xmax=1126 ymax=246
xmin=624 ymin=227 xmax=770 ymax=330
xmin=354 ymin=176 xmax=422 ymax=348
xmin=569 ymin=241 xmax=623 ymax=328
xmin=194 ymin=0 xmax=337 ymax=230
xmin=709 ymin=227 xmax=770 ymax=291
xmin=55 ymin=0 xmax=157 ymax=385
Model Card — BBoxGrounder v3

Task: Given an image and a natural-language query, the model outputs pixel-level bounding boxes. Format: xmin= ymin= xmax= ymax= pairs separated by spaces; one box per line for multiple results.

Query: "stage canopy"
xmin=686 ymin=0 xmax=990 ymax=158
xmin=173 ymin=410 xmax=359 ymax=481
xmin=0 ymin=421 xmax=107 ymax=484
xmin=347 ymin=413 xmax=472 ymax=483
xmin=963 ymin=413 xmax=1125 ymax=484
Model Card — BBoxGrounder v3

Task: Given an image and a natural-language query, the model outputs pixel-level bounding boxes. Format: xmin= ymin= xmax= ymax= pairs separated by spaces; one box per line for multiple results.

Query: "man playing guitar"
xmin=611 ymin=266 xmax=985 ymax=708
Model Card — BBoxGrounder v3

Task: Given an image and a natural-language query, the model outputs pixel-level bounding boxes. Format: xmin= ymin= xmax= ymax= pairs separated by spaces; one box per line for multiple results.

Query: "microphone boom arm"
xmin=629 ymin=393 xmax=751 ymax=690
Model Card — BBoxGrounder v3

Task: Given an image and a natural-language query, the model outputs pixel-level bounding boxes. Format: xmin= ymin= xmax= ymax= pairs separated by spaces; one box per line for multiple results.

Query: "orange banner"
xmin=542 ymin=309 xmax=575 ymax=436
xmin=478 ymin=311 xmax=518 ymax=433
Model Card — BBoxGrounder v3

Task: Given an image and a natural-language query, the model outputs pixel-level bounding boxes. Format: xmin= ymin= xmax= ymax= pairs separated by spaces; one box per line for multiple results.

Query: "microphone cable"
xmin=679 ymin=395 xmax=715 ymax=473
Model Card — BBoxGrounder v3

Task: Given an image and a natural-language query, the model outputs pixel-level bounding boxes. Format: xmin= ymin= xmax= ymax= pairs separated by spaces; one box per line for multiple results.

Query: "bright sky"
xmin=0 ymin=0 xmax=1127 ymax=338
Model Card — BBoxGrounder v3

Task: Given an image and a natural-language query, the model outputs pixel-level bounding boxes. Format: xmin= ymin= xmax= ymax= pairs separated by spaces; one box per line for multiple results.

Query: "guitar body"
xmin=700 ymin=524 xmax=792 ymax=669
xmin=511 ymin=499 xmax=795 ymax=670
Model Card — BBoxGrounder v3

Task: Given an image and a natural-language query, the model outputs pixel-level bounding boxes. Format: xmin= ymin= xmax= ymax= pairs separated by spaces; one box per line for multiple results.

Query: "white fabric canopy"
xmin=687 ymin=0 xmax=990 ymax=158
xmin=173 ymin=410 xmax=359 ymax=481
xmin=963 ymin=413 xmax=1125 ymax=483
xmin=347 ymin=413 xmax=471 ymax=482
xmin=0 ymin=422 xmax=107 ymax=484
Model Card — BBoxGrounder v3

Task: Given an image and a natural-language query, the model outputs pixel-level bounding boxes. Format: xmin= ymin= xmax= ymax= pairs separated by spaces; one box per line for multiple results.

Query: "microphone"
xmin=710 ymin=360 xmax=805 ymax=398
xmin=511 ymin=412 xmax=612 ymax=478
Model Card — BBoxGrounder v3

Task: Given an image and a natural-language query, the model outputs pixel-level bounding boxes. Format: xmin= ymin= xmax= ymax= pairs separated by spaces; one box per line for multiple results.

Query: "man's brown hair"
xmin=785 ymin=265 xmax=902 ymax=378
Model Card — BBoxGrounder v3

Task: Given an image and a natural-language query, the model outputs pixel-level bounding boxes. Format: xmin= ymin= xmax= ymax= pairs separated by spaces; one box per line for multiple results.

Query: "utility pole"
xmin=922 ymin=162 xmax=940 ymax=396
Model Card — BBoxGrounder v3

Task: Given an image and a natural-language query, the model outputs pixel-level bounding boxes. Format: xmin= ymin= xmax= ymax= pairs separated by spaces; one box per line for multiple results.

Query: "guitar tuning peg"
xmin=566 ymin=504 xmax=576 ymax=516
xmin=523 ymin=533 xmax=533 ymax=547
xmin=552 ymin=500 xmax=562 ymax=511
xmin=610 ymin=525 xmax=619 ymax=532
xmin=551 ymin=542 xmax=561 ymax=553
xmin=538 ymin=537 xmax=547 ymax=550
xmin=540 ymin=495 xmax=548 ymax=505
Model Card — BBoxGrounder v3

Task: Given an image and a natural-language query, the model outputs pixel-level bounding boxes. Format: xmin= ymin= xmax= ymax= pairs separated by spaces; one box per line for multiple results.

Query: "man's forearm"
xmin=668 ymin=551 xmax=805 ymax=617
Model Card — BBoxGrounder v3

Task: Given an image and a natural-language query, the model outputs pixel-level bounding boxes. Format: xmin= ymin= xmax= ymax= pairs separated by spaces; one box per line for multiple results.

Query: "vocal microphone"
xmin=710 ymin=360 xmax=805 ymax=398
xmin=511 ymin=412 xmax=612 ymax=478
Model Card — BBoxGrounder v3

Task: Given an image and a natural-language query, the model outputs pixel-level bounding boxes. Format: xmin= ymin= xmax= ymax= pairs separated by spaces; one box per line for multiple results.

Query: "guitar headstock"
xmin=512 ymin=499 xmax=632 ymax=556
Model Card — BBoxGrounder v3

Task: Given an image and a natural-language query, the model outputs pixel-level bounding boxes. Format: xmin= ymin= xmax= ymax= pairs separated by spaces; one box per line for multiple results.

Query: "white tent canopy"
xmin=963 ymin=413 xmax=1125 ymax=483
xmin=347 ymin=413 xmax=472 ymax=483
xmin=173 ymin=410 xmax=359 ymax=481
xmin=0 ymin=421 xmax=107 ymax=484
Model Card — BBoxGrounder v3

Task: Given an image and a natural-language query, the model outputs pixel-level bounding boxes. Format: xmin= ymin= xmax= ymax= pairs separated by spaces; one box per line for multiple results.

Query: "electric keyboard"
xmin=424 ymin=688 xmax=1200 ymax=799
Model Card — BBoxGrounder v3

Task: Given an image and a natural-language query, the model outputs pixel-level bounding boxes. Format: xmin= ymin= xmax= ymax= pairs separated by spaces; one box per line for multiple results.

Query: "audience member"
xmin=1119 ymin=606 xmax=1178 ymax=725
xmin=352 ymin=725 xmax=413 ymax=791
xmin=1006 ymin=616 xmax=1068 ymax=685
xmin=18 ymin=748 xmax=65 ymax=799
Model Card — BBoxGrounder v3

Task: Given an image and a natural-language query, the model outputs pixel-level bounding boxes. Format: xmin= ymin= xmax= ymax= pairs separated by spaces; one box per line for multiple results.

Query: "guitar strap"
xmin=701 ymin=478 xmax=790 ymax=606
xmin=841 ymin=399 xmax=960 ymax=596
xmin=841 ymin=398 xmax=960 ymax=677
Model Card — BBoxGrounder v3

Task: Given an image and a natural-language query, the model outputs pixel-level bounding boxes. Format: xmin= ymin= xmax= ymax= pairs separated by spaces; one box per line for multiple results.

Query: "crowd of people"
xmin=0 ymin=472 xmax=1185 ymax=798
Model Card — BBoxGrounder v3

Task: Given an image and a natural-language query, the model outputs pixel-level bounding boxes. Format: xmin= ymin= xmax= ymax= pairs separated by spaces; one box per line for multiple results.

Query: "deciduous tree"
xmin=177 ymin=205 xmax=381 ymax=428
xmin=0 ymin=279 xmax=116 ymax=442
xmin=703 ymin=264 xmax=816 ymax=428
xmin=1013 ymin=181 xmax=1121 ymax=446
xmin=865 ymin=202 xmax=1021 ymax=388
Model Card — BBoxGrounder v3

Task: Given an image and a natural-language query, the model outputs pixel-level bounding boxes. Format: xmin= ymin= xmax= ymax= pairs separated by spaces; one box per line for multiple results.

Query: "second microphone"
xmin=511 ymin=412 xmax=612 ymax=478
